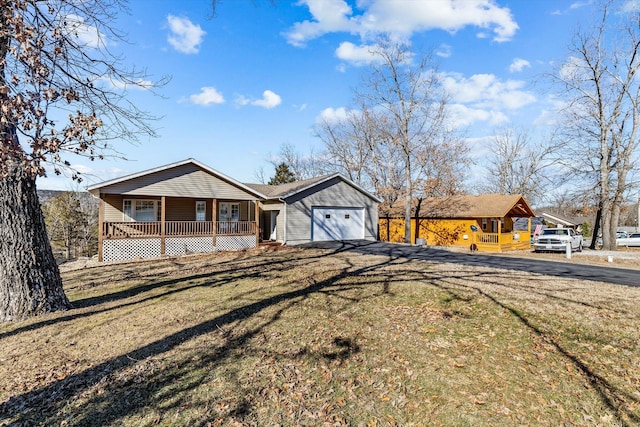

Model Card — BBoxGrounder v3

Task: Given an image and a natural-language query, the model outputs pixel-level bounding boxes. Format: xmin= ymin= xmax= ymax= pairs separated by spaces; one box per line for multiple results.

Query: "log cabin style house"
xmin=379 ymin=194 xmax=536 ymax=252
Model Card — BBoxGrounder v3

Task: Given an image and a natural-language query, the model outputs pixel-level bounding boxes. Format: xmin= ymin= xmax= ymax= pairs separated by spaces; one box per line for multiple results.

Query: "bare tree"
xmin=43 ymin=191 xmax=89 ymax=259
xmin=336 ymin=40 xmax=464 ymax=243
xmin=267 ymin=143 xmax=324 ymax=181
xmin=551 ymin=1 xmax=640 ymax=250
xmin=314 ymin=104 xmax=406 ymax=213
xmin=479 ymin=127 xmax=557 ymax=206
xmin=0 ymin=0 xmax=163 ymax=320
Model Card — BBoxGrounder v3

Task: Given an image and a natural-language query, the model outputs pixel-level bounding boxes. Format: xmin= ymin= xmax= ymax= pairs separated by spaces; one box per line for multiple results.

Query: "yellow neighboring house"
xmin=379 ymin=194 xmax=536 ymax=252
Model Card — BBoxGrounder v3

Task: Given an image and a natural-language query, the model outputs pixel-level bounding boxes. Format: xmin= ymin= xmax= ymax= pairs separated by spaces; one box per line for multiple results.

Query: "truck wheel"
xmin=578 ymin=242 xmax=582 ymax=252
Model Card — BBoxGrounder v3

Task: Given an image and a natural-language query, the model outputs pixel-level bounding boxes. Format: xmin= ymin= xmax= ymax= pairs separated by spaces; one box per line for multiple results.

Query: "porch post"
xmin=160 ymin=196 xmax=166 ymax=256
xmin=498 ymin=218 xmax=503 ymax=249
xmin=254 ymin=200 xmax=260 ymax=246
xmin=212 ymin=198 xmax=217 ymax=246
xmin=98 ymin=194 xmax=104 ymax=262
xmin=528 ymin=217 xmax=532 ymax=245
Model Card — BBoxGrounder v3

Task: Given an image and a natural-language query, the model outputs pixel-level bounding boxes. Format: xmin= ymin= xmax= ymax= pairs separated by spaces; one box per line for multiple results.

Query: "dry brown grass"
xmin=1 ymin=245 xmax=639 ymax=426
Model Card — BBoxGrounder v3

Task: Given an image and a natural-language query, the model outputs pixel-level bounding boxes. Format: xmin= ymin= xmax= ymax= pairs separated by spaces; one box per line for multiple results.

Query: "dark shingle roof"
xmin=245 ymin=174 xmax=338 ymax=199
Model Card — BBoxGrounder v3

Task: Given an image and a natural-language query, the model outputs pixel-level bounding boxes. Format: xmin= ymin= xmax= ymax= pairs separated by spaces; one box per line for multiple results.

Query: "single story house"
xmin=538 ymin=211 xmax=588 ymax=233
xmin=88 ymin=158 xmax=380 ymax=262
xmin=379 ymin=194 xmax=536 ymax=252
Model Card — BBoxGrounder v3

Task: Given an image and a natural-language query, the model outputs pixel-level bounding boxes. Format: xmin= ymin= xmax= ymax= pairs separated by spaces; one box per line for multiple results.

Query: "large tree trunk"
xmin=0 ymin=160 xmax=71 ymax=321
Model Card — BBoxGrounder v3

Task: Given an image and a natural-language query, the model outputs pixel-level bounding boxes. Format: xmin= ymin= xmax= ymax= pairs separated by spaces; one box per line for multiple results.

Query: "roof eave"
xmin=280 ymin=173 xmax=382 ymax=203
xmin=85 ymin=158 xmax=268 ymax=199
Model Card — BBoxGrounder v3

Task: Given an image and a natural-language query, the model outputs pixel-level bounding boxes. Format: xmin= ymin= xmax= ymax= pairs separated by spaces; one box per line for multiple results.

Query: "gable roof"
xmin=384 ymin=194 xmax=535 ymax=218
xmin=539 ymin=211 xmax=586 ymax=227
xmin=87 ymin=158 xmax=267 ymax=199
xmin=245 ymin=173 xmax=382 ymax=202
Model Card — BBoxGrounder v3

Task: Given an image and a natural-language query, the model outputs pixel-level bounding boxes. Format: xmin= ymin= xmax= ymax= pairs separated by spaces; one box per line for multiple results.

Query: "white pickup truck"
xmin=533 ymin=228 xmax=583 ymax=252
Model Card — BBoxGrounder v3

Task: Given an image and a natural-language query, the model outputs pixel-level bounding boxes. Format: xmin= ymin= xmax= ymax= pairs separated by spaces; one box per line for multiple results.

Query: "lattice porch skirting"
xmin=102 ymin=235 xmax=257 ymax=262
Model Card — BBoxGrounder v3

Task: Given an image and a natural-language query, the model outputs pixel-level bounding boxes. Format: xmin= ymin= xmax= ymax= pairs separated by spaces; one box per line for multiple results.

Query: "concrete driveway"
xmin=301 ymin=240 xmax=640 ymax=288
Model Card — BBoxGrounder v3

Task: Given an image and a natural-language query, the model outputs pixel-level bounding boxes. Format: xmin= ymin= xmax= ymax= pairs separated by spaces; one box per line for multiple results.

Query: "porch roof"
xmin=384 ymin=194 xmax=535 ymax=218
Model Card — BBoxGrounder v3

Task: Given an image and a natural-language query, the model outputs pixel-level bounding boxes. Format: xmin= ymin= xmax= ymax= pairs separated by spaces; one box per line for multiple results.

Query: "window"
xmin=231 ymin=203 xmax=239 ymax=221
xmin=123 ymin=200 xmax=132 ymax=221
xmin=325 ymin=214 xmax=331 ymax=219
xmin=196 ymin=201 xmax=206 ymax=221
xmin=344 ymin=214 xmax=350 ymax=219
xmin=123 ymin=199 xmax=160 ymax=222
xmin=219 ymin=202 xmax=240 ymax=221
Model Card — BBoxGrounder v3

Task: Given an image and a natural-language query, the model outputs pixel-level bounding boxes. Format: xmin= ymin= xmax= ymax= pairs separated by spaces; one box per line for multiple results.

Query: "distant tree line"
xmin=263 ymin=2 xmax=640 ymax=250
xmin=40 ymin=191 xmax=98 ymax=260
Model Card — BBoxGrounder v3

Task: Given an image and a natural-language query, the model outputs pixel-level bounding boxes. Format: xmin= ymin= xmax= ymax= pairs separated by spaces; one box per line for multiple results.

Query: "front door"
xmin=269 ymin=211 xmax=278 ymax=240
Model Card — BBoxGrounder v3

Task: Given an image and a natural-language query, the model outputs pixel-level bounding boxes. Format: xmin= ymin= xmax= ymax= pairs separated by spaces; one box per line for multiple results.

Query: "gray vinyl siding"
xmin=284 ymin=177 xmax=378 ymax=245
xmin=99 ymin=163 xmax=258 ymax=200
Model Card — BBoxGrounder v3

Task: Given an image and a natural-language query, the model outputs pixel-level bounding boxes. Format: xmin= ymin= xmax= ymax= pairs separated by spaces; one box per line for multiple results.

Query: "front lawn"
xmin=1 ymin=246 xmax=639 ymax=426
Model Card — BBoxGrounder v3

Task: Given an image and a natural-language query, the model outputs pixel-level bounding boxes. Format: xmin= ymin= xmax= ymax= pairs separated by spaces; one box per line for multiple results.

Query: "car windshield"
xmin=542 ymin=229 xmax=568 ymax=236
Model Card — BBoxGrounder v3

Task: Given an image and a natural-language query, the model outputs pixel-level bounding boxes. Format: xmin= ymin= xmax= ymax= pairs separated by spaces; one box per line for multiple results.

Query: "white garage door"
xmin=312 ymin=207 xmax=365 ymax=241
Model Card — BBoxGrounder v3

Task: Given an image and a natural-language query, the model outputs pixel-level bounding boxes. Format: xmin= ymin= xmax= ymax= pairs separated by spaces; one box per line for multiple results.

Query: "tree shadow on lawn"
xmin=2 ymin=242 xmax=638 ymax=425
xmin=414 ymin=267 xmax=640 ymax=426
xmin=0 ymin=247 xmax=354 ymax=341
xmin=0 ymin=249 xmax=405 ymax=425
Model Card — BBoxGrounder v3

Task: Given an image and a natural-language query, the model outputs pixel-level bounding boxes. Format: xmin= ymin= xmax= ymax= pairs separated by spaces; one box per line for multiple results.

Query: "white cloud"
xmin=189 ymin=87 xmax=225 ymax=106
xmin=252 ymin=90 xmax=282 ymax=109
xmin=559 ymin=55 xmax=587 ymax=81
xmin=316 ymin=107 xmax=354 ymax=124
xmin=439 ymin=72 xmax=536 ymax=110
xmin=283 ymin=0 xmax=357 ymax=47
xmin=509 ymin=58 xmax=531 ymax=73
xmin=447 ymin=104 xmax=509 ymax=127
xmin=436 ymin=44 xmax=452 ymax=58
xmin=167 ymin=15 xmax=206 ymax=54
xmin=335 ymin=42 xmax=381 ymax=65
xmin=63 ymin=14 xmax=106 ymax=48
xmin=235 ymin=90 xmax=282 ymax=109
xmin=101 ymin=77 xmax=153 ymax=91
xmin=284 ymin=0 xmax=518 ymax=46
xmin=235 ymin=95 xmax=250 ymax=107
xmin=622 ymin=0 xmax=640 ymax=12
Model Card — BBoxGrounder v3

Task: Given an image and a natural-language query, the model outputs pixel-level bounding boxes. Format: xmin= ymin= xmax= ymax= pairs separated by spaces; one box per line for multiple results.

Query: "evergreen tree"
xmin=268 ymin=163 xmax=296 ymax=185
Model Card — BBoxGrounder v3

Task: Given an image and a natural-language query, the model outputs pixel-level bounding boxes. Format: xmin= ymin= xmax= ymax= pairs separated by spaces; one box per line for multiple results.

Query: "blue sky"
xmin=39 ymin=0 xmax=602 ymax=190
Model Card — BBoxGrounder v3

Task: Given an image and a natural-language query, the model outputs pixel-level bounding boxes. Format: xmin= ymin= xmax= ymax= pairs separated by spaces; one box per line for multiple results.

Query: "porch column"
xmin=160 ymin=196 xmax=166 ymax=256
xmin=254 ymin=200 xmax=260 ymax=246
xmin=98 ymin=194 xmax=104 ymax=262
xmin=212 ymin=198 xmax=217 ymax=246
xmin=498 ymin=218 xmax=503 ymax=249
xmin=527 ymin=217 xmax=532 ymax=245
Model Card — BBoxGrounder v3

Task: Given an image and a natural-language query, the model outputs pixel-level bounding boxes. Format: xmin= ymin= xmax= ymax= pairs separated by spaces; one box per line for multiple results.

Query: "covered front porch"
xmin=98 ymin=196 xmax=260 ymax=262
xmin=473 ymin=227 xmax=532 ymax=252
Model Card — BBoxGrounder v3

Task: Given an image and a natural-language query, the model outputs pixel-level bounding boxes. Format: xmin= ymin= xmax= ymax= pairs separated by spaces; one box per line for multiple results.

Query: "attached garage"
xmin=312 ymin=207 xmax=365 ymax=241
xmin=248 ymin=174 xmax=381 ymax=245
